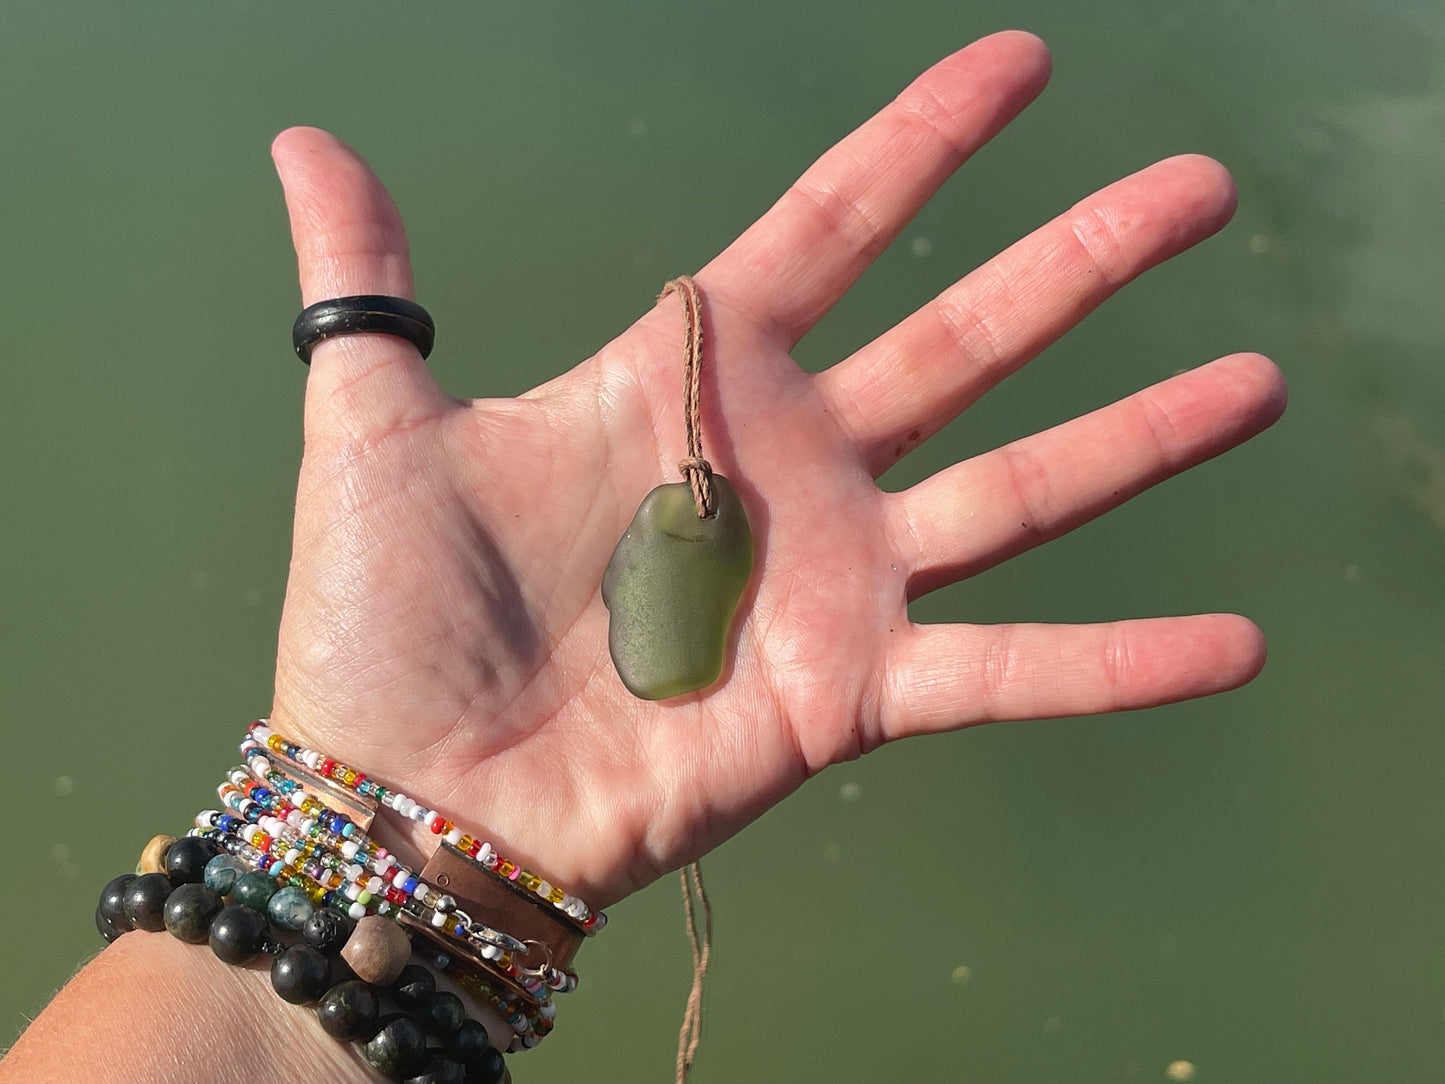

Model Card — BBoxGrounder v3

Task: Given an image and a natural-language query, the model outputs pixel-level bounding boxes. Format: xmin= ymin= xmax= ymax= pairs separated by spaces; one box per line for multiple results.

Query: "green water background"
xmin=2 ymin=2 xmax=1443 ymax=1081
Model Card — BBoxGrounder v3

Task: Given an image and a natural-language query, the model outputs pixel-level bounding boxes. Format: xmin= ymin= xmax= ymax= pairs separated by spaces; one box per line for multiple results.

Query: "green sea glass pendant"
xmin=602 ymin=474 xmax=753 ymax=700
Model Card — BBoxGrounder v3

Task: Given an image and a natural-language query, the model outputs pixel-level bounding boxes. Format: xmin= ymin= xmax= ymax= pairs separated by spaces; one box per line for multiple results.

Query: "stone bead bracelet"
xmin=97 ymin=839 xmax=510 ymax=1083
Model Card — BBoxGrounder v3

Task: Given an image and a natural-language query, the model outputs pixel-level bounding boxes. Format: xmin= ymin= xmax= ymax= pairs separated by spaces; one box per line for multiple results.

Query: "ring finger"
xmin=890 ymin=352 xmax=1287 ymax=598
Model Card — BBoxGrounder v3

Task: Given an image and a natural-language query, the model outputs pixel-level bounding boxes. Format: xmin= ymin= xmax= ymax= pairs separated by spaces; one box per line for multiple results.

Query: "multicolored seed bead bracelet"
xmin=215 ymin=753 xmax=580 ymax=994
xmin=212 ymin=768 xmax=521 ymax=954
xmin=248 ymin=721 xmax=605 ymax=932
xmin=198 ymin=812 xmax=570 ymax=1002
xmin=229 ymin=741 xmax=586 ymax=999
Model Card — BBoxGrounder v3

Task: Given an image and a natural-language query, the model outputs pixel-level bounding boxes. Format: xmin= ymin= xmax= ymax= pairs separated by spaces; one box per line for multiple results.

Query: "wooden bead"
xmin=340 ymin=914 xmax=413 ymax=985
xmin=136 ymin=834 xmax=177 ymax=876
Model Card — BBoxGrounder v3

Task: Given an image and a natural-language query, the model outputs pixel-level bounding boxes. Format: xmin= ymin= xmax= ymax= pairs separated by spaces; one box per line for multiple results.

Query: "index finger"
xmin=703 ymin=31 xmax=1051 ymax=348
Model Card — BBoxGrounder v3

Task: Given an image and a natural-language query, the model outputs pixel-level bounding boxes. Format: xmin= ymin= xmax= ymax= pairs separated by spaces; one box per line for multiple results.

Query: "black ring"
xmin=291 ymin=295 xmax=436 ymax=366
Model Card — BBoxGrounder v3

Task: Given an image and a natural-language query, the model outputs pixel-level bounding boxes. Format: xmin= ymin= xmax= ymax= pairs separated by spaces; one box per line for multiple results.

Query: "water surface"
xmin=2 ymin=3 xmax=1443 ymax=1081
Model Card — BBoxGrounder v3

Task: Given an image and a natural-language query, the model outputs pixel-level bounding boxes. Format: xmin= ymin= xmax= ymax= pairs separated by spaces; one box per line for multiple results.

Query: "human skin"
xmin=1 ymin=31 xmax=1285 ymax=1083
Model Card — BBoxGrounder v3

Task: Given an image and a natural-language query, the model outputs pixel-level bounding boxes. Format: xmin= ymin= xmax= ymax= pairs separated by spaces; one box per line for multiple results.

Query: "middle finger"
xmin=818 ymin=154 xmax=1237 ymax=476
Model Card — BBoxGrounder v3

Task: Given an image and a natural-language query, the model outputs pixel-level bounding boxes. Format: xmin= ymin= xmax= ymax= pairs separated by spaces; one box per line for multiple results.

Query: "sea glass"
xmin=602 ymin=474 xmax=753 ymax=700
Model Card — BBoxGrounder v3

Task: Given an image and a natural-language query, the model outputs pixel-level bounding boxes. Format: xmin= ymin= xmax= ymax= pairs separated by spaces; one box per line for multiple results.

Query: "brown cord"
xmin=659 ymin=276 xmax=715 ymax=519
xmin=676 ymin=859 xmax=714 ymax=1084
xmin=660 ymin=275 xmax=719 ymax=1082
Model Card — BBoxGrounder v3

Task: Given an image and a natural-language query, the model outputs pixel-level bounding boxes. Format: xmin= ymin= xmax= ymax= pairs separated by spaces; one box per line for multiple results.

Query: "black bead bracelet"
xmin=98 ymin=847 xmax=508 ymax=1084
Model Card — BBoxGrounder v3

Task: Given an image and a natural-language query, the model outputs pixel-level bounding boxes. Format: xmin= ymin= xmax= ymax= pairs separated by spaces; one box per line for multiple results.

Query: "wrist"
xmin=53 ymin=912 xmax=517 ymax=1083
xmin=264 ymin=695 xmax=616 ymax=910
xmin=250 ymin=714 xmax=604 ymax=937
xmin=3 ymin=933 xmax=378 ymax=1084
xmin=241 ymin=718 xmax=593 ymax=1011
xmin=211 ymin=719 xmax=593 ymax=1039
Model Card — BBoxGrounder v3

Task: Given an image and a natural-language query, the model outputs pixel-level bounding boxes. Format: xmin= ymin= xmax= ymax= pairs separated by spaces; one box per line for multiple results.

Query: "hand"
xmin=267 ymin=30 xmax=1285 ymax=910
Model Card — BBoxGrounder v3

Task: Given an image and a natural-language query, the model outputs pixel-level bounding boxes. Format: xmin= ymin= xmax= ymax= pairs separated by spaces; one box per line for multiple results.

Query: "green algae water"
xmin=3 ymin=3 xmax=1444 ymax=1081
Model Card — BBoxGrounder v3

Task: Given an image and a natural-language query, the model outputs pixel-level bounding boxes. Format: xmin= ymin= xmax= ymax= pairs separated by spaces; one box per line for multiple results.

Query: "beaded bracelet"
xmin=221 ymin=756 xmax=574 ymax=974
xmin=98 ymin=718 xmax=592 ymax=1064
xmin=211 ymin=753 xmax=580 ymax=995
xmin=200 ymin=816 xmax=566 ymax=1005
xmin=248 ymin=722 xmax=605 ymax=931
xmin=241 ymin=723 xmax=595 ymax=996
xmin=97 ymin=835 xmax=512 ymax=1083
xmin=208 ymin=774 xmax=535 ymax=964
xmin=192 ymin=828 xmax=555 ymax=1050
xmin=412 ymin=941 xmax=557 ymax=1049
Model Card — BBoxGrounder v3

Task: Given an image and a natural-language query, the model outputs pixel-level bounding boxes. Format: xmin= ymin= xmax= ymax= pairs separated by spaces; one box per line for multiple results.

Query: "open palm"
xmin=267 ymin=32 xmax=1284 ymax=910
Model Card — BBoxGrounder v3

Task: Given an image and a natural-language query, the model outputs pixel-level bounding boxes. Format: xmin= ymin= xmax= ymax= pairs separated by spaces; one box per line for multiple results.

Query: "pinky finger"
xmin=880 ymin=614 xmax=1266 ymax=740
